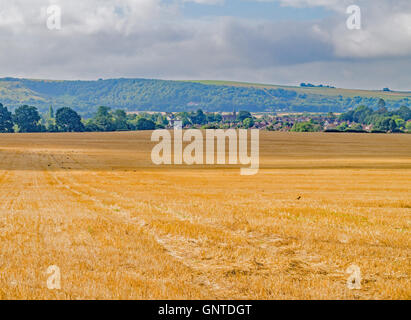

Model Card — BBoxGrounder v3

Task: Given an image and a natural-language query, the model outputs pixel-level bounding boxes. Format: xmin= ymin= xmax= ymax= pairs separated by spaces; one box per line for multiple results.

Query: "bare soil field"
xmin=0 ymin=131 xmax=409 ymax=299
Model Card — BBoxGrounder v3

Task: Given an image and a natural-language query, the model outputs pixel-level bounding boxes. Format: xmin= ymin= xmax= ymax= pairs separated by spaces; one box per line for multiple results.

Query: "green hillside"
xmin=0 ymin=77 xmax=410 ymax=117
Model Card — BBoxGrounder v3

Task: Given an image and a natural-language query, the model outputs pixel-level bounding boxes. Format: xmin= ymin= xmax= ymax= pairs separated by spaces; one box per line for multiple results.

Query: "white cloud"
xmin=0 ymin=0 xmax=410 ymax=90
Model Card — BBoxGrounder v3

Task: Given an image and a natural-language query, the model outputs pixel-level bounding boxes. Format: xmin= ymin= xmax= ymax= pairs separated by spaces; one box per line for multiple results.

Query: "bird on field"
xmin=296 ymin=196 xmax=302 ymax=200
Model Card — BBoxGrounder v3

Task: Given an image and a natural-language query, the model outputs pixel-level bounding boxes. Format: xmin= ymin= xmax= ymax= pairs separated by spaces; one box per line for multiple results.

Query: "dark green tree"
xmin=13 ymin=105 xmax=41 ymax=132
xmin=291 ymin=121 xmax=321 ymax=132
xmin=190 ymin=109 xmax=207 ymax=125
xmin=48 ymin=106 xmax=54 ymax=119
xmin=243 ymin=117 xmax=254 ymax=129
xmin=0 ymin=103 xmax=14 ymax=133
xmin=353 ymin=105 xmax=373 ymax=123
xmin=374 ymin=117 xmax=394 ymax=132
xmin=336 ymin=122 xmax=349 ymax=131
xmin=339 ymin=110 xmax=354 ymax=122
xmin=376 ymin=105 xmax=388 ymax=115
xmin=377 ymin=98 xmax=386 ymax=110
xmin=94 ymin=106 xmax=115 ymax=131
xmin=389 ymin=118 xmax=397 ymax=132
xmin=206 ymin=113 xmax=216 ymax=123
xmin=348 ymin=123 xmax=364 ymax=132
xmin=45 ymin=105 xmax=57 ymax=132
xmin=56 ymin=107 xmax=84 ymax=132
xmin=396 ymin=106 xmax=411 ymax=121
xmin=84 ymin=119 xmax=99 ymax=132
xmin=237 ymin=111 xmax=252 ymax=122
xmin=112 ymin=109 xmax=129 ymax=131
xmin=136 ymin=118 xmax=156 ymax=130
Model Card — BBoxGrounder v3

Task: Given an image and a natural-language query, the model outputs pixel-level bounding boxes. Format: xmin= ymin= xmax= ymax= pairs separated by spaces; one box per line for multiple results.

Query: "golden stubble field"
xmin=0 ymin=131 xmax=409 ymax=300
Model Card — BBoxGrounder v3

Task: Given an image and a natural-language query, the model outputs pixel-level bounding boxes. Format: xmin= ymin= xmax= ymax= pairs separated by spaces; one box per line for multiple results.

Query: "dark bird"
xmin=297 ymin=196 xmax=302 ymax=200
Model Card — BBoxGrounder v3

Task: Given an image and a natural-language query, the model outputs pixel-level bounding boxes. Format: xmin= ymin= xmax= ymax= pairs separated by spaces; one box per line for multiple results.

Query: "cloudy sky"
xmin=1 ymin=0 xmax=411 ymax=90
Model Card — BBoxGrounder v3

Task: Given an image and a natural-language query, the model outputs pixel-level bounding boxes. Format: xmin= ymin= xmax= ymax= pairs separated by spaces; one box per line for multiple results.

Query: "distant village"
xmin=149 ymin=107 xmax=411 ymax=133
xmin=162 ymin=110 xmax=340 ymax=131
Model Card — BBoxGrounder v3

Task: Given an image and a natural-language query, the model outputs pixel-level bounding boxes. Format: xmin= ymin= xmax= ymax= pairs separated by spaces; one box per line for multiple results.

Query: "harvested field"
xmin=0 ymin=131 xmax=410 ymax=299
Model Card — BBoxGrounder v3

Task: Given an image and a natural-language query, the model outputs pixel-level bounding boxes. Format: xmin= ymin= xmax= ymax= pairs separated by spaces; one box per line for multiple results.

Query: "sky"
xmin=0 ymin=0 xmax=411 ymax=90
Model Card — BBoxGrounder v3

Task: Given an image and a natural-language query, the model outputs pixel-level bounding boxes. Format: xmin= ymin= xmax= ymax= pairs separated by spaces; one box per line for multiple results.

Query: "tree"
xmin=0 ymin=103 xmax=14 ymax=133
xmin=291 ymin=121 xmax=320 ymax=132
xmin=93 ymin=106 xmax=115 ymax=131
xmin=377 ymin=98 xmax=386 ymax=110
xmin=45 ymin=105 xmax=57 ymax=132
xmin=353 ymin=105 xmax=373 ymax=123
xmin=376 ymin=105 xmax=388 ymax=115
xmin=190 ymin=109 xmax=207 ymax=125
xmin=406 ymin=121 xmax=411 ymax=132
xmin=243 ymin=117 xmax=254 ymax=129
xmin=389 ymin=118 xmax=397 ymax=132
xmin=156 ymin=114 xmax=168 ymax=127
xmin=394 ymin=118 xmax=405 ymax=130
xmin=336 ymin=122 xmax=348 ymax=131
xmin=56 ymin=107 xmax=84 ymax=132
xmin=349 ymin=123 xmax=364 ymax=132
xmin=339 ymin=110 xmax=354 ymax=122
xmin=84 ymin=119 xmax=99 ymax=132
xmin=13 ymin=105 xmax=41 ymax=132
xmin=374 ymin=116 xmax=397 ymax=132
xmin=48 ymin=106 xmax=54 ymax=119
xmin=396 ymin=106 xmax=411 ymax=121
xmin=206 ymin=113 xmax=216 ymax=123
xmin=237 ymin=111 xmax=252 ymax=122
xmin=215 ymin=113 xmax=222 ymax=123
xmin=96 ymin=106 xmax=111 ymax=118
xmin=46 ymin=121 xmax=58 ymax=132
xmin=112 ymin=109 xmax=128 ymax=131
xmin=136 ymin=118 xmax=156 ymax=130
xmin=181 ymin=116 xmax=191 ymax=127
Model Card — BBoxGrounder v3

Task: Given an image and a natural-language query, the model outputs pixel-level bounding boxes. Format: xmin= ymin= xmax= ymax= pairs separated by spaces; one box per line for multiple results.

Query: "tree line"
xmin=0 ymin=103 xmax=160 ymax=133
xmin=0 ymin=103 xmax=255 ymax=133
xmin=338 ymin=104 xmax=411 ymax=133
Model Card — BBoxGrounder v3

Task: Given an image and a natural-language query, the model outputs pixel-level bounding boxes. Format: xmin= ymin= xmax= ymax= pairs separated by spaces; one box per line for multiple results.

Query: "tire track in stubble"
xmin=43 ymin=152 xmax=301 ymax=299
xmin=42 ymin=152 xmax=223 ymax=298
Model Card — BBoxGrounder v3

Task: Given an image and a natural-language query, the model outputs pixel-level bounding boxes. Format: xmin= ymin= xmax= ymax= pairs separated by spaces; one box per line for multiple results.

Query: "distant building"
xmin=174 ymin=120 xmax=183 ymax=130
xmin=222 ymin=110 xmax=237 ymax=122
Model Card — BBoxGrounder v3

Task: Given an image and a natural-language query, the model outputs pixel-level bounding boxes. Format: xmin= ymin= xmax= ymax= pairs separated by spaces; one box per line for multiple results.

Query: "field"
xmin=0 ymin=131 xmax=410 ymax=300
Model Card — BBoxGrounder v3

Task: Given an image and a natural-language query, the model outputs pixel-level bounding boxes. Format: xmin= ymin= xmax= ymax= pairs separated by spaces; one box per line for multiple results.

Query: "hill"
xmin=0 ymin=77 xmax=410 ymax=116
